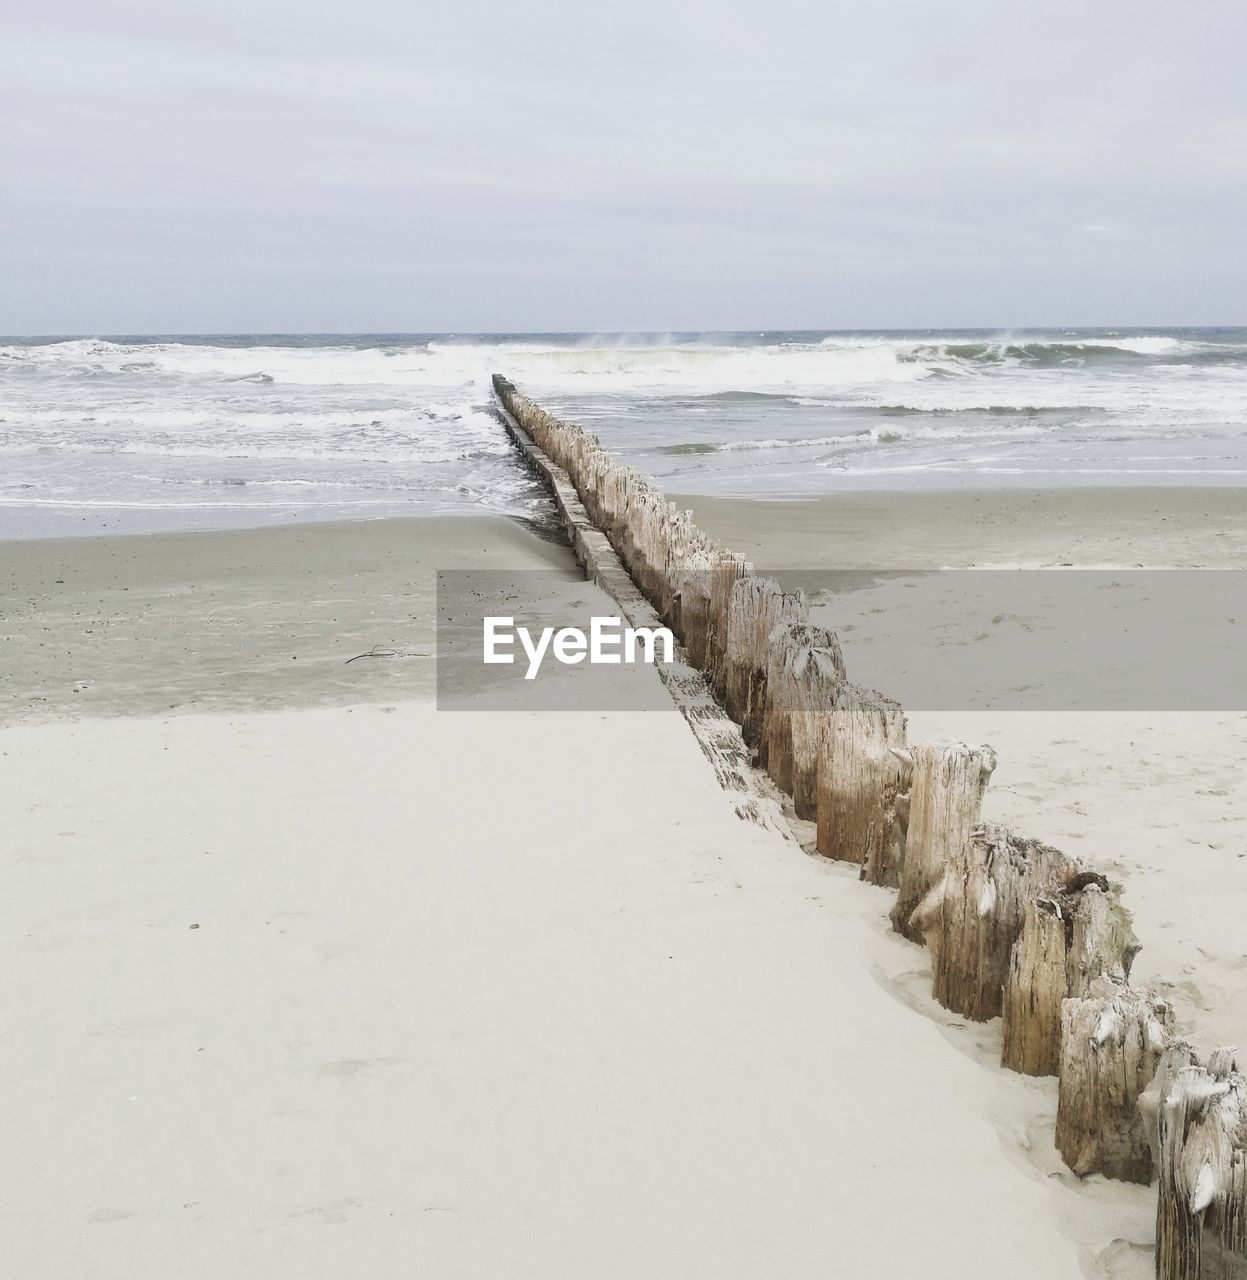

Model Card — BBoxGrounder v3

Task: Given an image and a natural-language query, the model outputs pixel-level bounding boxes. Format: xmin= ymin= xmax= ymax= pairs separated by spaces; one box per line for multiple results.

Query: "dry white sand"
xmin=4 ymin=701 xmax=1146 ymax=1279
xmin=9 ymin=497 xmax=1237 ymax=1278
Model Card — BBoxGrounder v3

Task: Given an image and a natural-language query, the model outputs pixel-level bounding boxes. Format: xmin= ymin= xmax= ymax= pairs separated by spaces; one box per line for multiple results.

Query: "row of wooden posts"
xmin=493 ymin=375 xmax=1246 ymax=1280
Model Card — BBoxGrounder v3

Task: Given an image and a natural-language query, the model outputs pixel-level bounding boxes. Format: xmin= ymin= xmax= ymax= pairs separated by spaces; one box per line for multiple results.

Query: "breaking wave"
xmin=3 ymin=328 xmax=1246 ymax=527
xmin=4 ymin=331 xmax=1246 ymax=399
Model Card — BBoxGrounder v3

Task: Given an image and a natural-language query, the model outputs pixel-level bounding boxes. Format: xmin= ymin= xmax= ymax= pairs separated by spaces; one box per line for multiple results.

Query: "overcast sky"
xmin=4 ymin=0 xmax=1245 ymax=333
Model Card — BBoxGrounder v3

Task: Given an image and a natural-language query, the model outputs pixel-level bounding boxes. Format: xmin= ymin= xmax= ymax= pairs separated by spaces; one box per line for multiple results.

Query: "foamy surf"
xmin=3 ymin=329 xmax=1246 ymax=533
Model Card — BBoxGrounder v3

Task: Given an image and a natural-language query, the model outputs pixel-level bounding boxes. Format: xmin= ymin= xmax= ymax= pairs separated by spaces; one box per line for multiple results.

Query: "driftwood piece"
xmin=1001 ymin=875 xmax=1140 ymax=1077
xmin=761 ymin=621 xmax=847 ymax=818
xmin=889 ymin=742 xmax=997 ymax=942
xmin=723 ymin=577 xmax=807 ymax=747
xmin=1147 ymin=1048 xmax=1247 ymax=1279
xmin=910 ymin=823 xmax=1068 ymax=1021
xmin=1056 ymin=976 xmax=1174 ymax=1183
xmin=815 ymin=683 xmax=907 ymax=866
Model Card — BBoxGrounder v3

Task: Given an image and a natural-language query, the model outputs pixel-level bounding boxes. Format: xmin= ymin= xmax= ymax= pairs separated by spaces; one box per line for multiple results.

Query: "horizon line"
xmin=3 ymin=323 xmax=1245 ymax=342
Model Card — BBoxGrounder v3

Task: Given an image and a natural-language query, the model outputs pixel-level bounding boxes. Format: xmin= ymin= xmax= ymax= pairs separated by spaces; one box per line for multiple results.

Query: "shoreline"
xmin=4 ymin=481 xmax=1244 ymax=558
xmin=0 ymin=501 xmax=555 ymax=543
xmin=4 ymin=482 xmax=1244 ymax=555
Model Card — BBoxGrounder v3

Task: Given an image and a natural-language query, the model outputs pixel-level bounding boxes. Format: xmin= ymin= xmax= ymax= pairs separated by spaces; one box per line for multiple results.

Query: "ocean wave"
xmin=4 ymin=332 xmax=1247 ymax=399
xmin=872 ymin=403 xmax=1104 ymax=417
xmin=656 ymin=433 xmax=860 ymax=455
xmin=718 ymin=433 xmax=860 ymax=451
xmin=0 ymin=489 xmax=540 ymax=512
xmin=658 ymin=442 xmax=719 ymax=455
xmin=912 ymin=339 xmax=1191 ymax=365
xmin=0 ymin=335 xmax=929 ymax=392
xmin=0 ymin=400 xmax=513 ymax=467
xmin=131 ymin=472 xmax=508 ymax=493
xmin=1 ymin=438 xmax=507 ymax=465
xmin=653 ymin=420 xmax=1061 ymax=456
xmin=5 ymin=331 xmax=1247 ymax=525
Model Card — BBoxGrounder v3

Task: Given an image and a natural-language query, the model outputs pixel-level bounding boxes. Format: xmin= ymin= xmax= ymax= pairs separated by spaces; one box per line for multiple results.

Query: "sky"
xmin=3 ymin=0 xmax=1246 ymax=333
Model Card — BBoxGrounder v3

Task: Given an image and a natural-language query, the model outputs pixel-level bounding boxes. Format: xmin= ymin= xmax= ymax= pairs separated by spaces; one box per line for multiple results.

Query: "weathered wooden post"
xmin=1055 ymin=976 xmax=1174 ymax=1183
xmin=1144 ymin=1044 xmax=1206 ymax=1278
xmin=704 ymin=551 xmax=750 ymax=700
xmin=1001 ymin=873 xmax=1140 ymax=1077
xmin=762 ymin=621 xmax=846 ymax=818
xmin=890 ymin=742 xmax=997 ymax=943
xmin=861 ymin=747 xmax=913 ymax=888
xmin=623 ymin=485 xmax=659 ymax=600
xmin=723 ymin=577 xmax=806 ymax=749
xmin=673 ymin=553 xmax=714 ymax=669
xmin=910 ymin=823 xmax=1067 ymax=1021
xmin=1146 ymin=1047 xmax=1247 ymax=1279
xmin=647 ymin=501 xmax=684 ymax=622
xmin=815 ymin=684 xmax=907 ymax=866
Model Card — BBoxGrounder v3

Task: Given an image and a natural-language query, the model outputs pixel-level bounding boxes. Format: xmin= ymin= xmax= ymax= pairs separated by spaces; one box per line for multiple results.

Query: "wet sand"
xmin=671 ymin=486 xmax=1247 ymax=568
xmin=1 ymin=515 xmax=574 ymax=723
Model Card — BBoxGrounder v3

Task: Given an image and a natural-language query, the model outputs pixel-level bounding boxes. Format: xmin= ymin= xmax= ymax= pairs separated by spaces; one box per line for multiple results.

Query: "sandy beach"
xmin=3 ymin=482 xmax=1243 ymax=1278
xmin=9 ymin=0 xmax=1247 ymax=1266
xmin=0 ymin=515 xmax=570 ymax=720
xmin=0 ymin=499 xmax=1162 ymax=1279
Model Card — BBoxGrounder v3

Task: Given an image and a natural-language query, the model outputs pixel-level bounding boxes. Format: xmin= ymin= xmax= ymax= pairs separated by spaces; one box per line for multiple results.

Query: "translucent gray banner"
xmin=437 ymin=569 xmax=1247 ymax=711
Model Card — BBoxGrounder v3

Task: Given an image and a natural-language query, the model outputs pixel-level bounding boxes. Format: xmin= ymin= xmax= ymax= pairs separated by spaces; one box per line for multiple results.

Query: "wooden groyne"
xmin=491 ymin=374 xmax=1245 ymax=1280
xmin=493 ymin=380 xmax=788 ymax=836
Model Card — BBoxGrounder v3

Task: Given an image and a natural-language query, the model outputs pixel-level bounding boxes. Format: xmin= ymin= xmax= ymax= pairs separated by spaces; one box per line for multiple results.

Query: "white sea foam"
xmin=3 ymin=331 xmax=1246 ymax=532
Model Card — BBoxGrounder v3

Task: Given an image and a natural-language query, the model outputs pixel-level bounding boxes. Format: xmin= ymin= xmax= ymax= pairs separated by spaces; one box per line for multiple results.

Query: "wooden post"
xmin=762 ymin=621 xmax=847 ymax=818
xmin=1145 ymin=1045 xmax=1206 ymax=1280
xmin=1147 ymin=1048 xmax=1247 ymax=1279
xmin=815 ymin=684 xmax=907 ymax=866
xmin=660 ymin=506 xmax=696 ymax=622
xmin=890 ymin=742 xmax=997 ymax=943
xmin=910 ymin=823 xmax=1068 ymax=1021
xmin=673 ymin=553 xmax=714 ymax=669
xmin=1055 ymin=976 xmax=1174 ymax=1183
xmin=1001 ymin=874 xmax=1140 ymax=1077
xmin=861 ymin=748 xmax=913 ymax=888
xmin=704 ymin=552 xmax=750 ymax=701
xmin=723 ymin=577 xmax=807 ymax=749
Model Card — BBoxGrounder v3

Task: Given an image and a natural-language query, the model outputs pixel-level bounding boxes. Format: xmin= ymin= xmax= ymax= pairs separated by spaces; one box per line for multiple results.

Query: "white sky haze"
xmin=3 ymin=0 xmax=1245 ymax=332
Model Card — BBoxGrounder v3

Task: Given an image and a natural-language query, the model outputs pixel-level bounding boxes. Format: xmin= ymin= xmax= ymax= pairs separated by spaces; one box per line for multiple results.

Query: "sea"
xmin=3 ymin=329 xmax=1246 ymax=537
